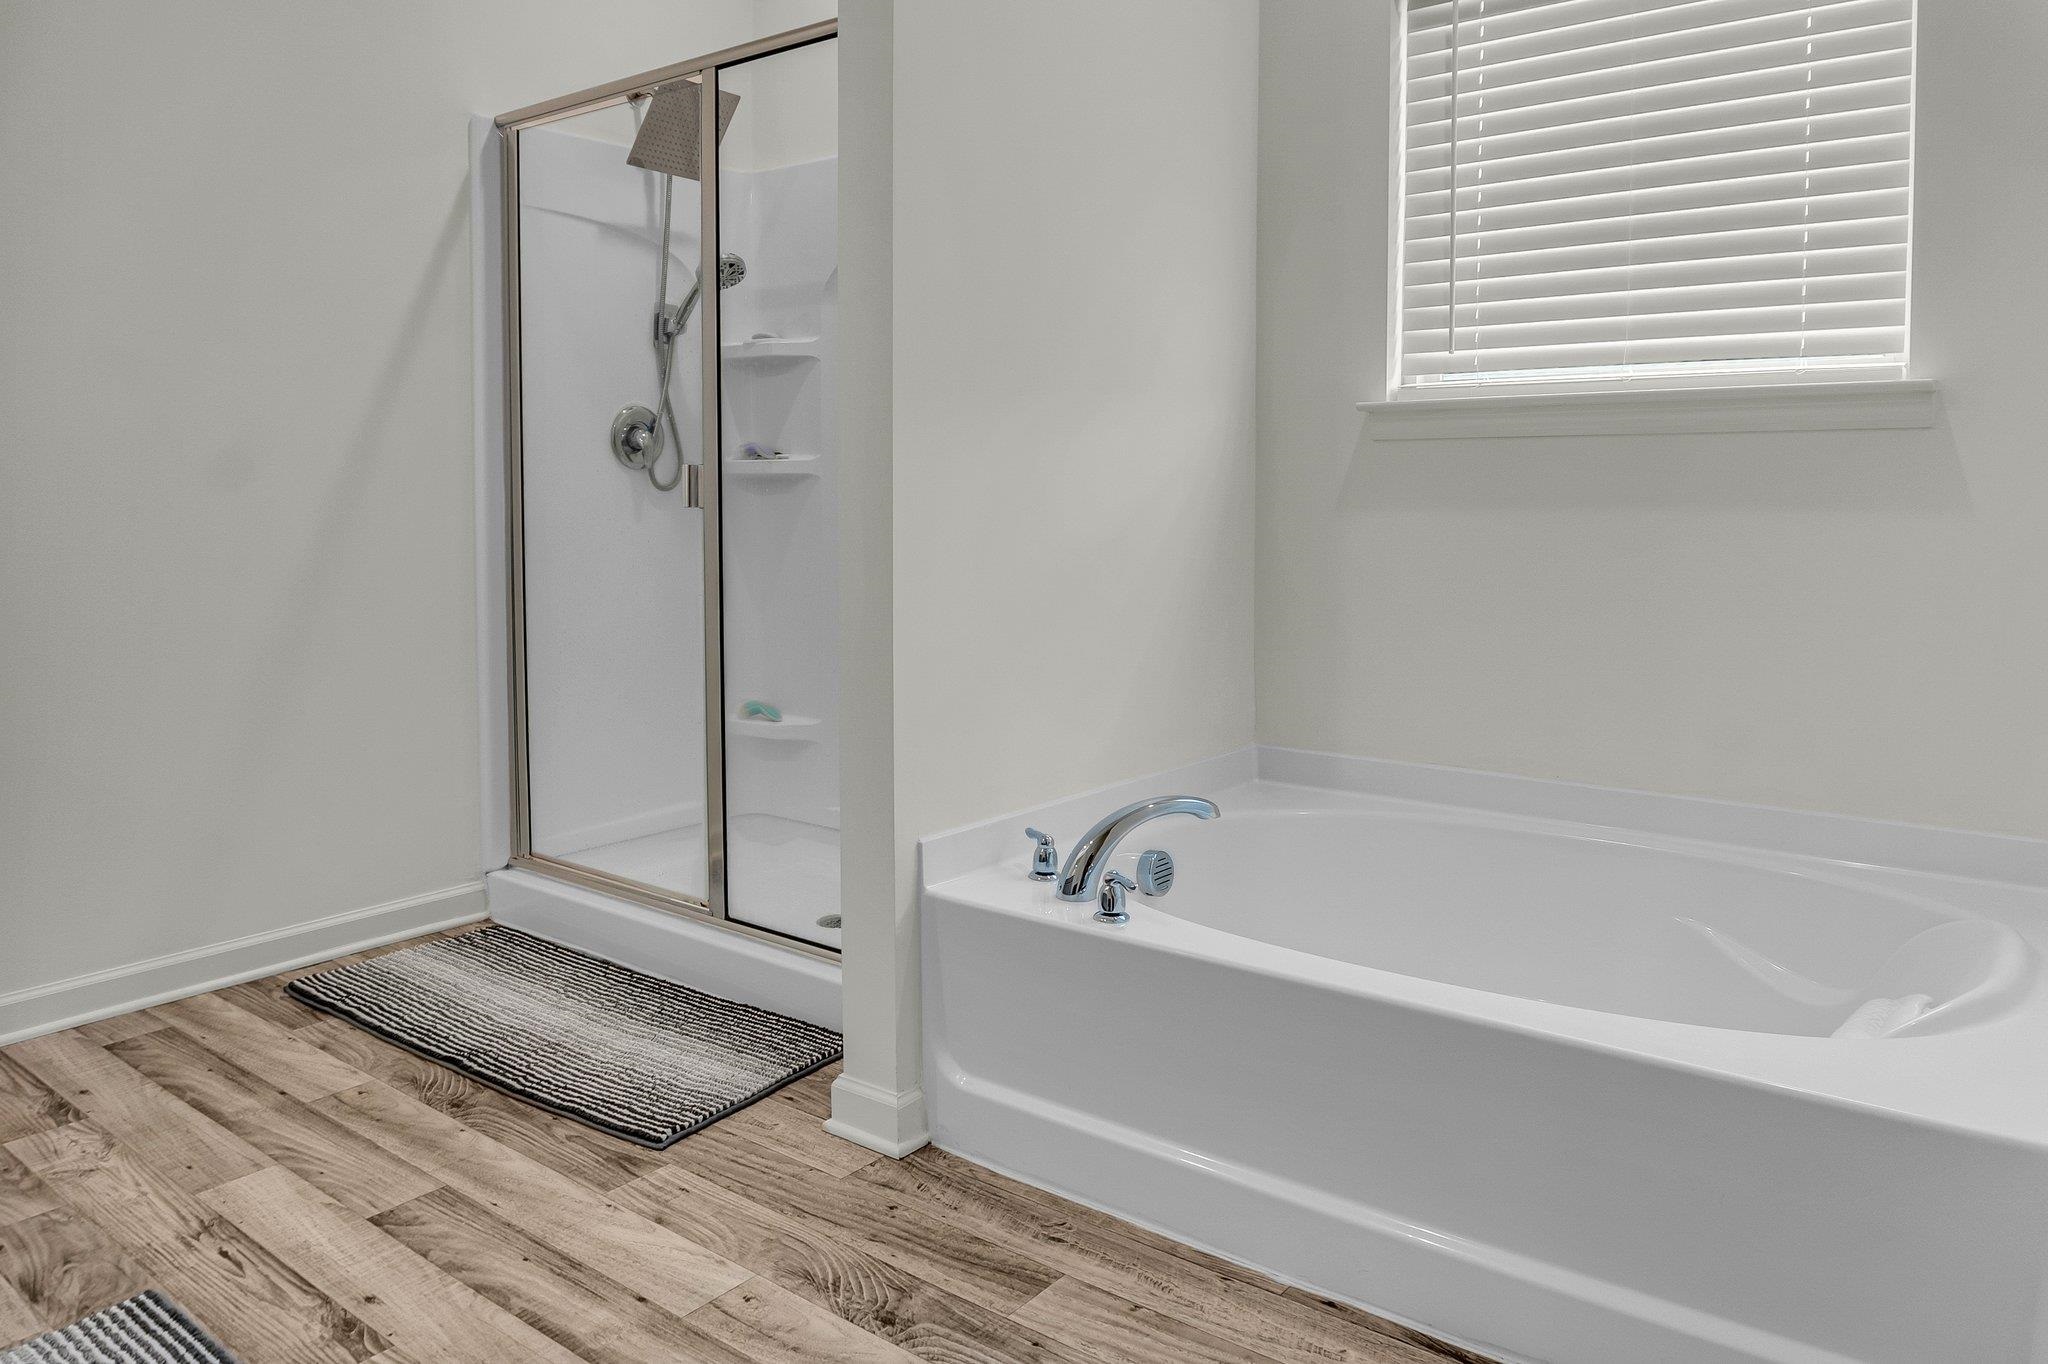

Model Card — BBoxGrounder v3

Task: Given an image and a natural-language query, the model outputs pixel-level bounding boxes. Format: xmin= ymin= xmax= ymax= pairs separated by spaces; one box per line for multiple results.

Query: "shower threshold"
xmin=561 ymin=813 xmax=842 ymax=951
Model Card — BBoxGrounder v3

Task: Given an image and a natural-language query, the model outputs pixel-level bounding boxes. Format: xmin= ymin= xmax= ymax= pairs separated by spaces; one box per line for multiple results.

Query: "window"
xmin=1394 ymin=0 xmax=1916 ymax=395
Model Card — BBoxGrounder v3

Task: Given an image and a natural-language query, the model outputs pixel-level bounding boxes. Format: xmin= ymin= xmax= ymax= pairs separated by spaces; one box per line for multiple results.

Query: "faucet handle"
xmin=1024 ymin=828 xmax=1058 ymax=881
xmin=1096 ymin=871 xmax=1135 ymax=925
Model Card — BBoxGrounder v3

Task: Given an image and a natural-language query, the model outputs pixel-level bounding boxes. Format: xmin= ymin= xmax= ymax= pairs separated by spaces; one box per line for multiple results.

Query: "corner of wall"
xmin=832 ymin=0 xmax=926 ymax=1143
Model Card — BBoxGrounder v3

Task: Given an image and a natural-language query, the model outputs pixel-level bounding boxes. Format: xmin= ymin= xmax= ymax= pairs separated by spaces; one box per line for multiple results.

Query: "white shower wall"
xmin=722 ymin=156 xmax=841 ymax=837
xmin=516 ymin=121 xmax=841 ymax=945
xmin=518 ymin=124 xmax=710 ymax=865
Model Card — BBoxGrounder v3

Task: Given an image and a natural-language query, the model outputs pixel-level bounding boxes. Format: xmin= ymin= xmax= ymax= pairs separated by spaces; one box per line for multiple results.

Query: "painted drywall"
xmin=830 ymin=0 xmax=1261 ymax=1150
xmin=830 ymin=0 xmax=912 ymax=1149
xmin=0 ymin=1 xmax=793 ymax=1016
xmin=1256 ymin=1 xmax=2048 ymax=838
xmin=891 ymin=0 xmax=1259 ymax=828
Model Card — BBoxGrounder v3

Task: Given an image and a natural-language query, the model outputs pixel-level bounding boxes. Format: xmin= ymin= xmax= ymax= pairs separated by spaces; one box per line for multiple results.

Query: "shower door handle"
xmin=686 ymin=463 xmax=702 ymax=509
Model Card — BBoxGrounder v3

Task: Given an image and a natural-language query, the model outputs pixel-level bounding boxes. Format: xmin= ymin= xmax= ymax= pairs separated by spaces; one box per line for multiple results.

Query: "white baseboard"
xmin=0 ymin=881 xmax=488 ymax=1045
xmin=826 ymin=1072 xmax=929 ymax=1157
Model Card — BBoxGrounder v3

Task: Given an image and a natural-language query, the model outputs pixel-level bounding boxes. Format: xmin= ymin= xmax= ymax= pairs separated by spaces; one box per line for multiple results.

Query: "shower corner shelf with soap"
xmin=727 ymin=710 xmax=822 ymax=742
xmin=722 ymin=335 xmax=821 ymax=361
xmin=724 ymin=452 xmax=821 ymax=478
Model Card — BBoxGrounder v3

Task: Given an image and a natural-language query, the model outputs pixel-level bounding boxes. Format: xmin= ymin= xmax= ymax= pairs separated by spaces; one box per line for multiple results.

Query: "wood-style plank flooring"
xmin=0 ymin=925 xmax=1491 ymax=1364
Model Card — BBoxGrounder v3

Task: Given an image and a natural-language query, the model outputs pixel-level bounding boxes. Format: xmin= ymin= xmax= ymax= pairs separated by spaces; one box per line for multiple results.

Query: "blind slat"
xmin=1403 ymin=298 xmax=1905 ymax=353
xmin=1404 ymin=130 xmax=1910 ymax=215
xmin=1407 ymin=17 xmax=1914 ymax=120
xmin=1395 ymin=0 xmax=1915 ymax=390
xmin=1404 ymin=58 xmax=1912 ymax=154
xmin=1404 ymin=327 xmax=1905 ymax=376
xmin=1401 ymin=242 xmax=1911 ymax=301
xmin=1404 ymin=271 xmax=1908 ymax=329
xmin=1403 ymin=182 xmax=1911 ymax=252
xmin=1400 ymin=74 xmax=1908 ymax=174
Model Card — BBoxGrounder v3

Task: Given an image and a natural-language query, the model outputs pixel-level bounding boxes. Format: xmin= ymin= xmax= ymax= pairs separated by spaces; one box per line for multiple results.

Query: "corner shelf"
xmin=721 ymin=336 xmax=821 ymax=361
xmin=727 ymin=712 xmax=823 ymax=743
xmin=723 ymin=453 xmax=821 ymax=480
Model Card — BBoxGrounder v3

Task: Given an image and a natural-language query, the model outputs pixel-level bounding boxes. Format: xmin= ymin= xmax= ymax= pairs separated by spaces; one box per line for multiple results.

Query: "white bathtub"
xmin=921 ymin=749 xmax=2048 ymax=1364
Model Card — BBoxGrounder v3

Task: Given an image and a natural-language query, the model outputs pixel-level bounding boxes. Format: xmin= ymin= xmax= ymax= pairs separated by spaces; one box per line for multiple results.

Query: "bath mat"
xmin=3 ymin=1290 xmax=240 ymax=1363
xmin=285 ymin=924 xmax=841 ymax=1148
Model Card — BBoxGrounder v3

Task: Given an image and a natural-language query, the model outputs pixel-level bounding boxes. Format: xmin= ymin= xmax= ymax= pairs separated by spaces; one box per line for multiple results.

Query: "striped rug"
xmin=285 ymin=925 xmax=841 ymax=1148
xmin=3 ymin=1291 xmax=240 ymax=1363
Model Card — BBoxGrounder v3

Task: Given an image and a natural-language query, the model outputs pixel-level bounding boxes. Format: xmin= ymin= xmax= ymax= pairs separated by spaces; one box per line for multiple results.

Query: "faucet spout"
xmin=1056 ymin=795 xmax=1220 ymax=903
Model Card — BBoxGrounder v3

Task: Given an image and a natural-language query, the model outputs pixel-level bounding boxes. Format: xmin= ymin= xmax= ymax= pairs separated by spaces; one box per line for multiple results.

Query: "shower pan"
xmin=494 ymin=21 xmax=841 ymax=959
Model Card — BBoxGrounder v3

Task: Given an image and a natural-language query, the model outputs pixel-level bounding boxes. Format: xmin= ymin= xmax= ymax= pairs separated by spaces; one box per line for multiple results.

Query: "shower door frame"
xmin=495 ymin=19 xmax=839 ymax=958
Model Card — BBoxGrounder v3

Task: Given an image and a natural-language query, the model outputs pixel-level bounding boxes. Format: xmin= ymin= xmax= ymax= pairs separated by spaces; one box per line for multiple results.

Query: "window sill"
xmin=1356 ymin=380 xmax=1938 ymax=441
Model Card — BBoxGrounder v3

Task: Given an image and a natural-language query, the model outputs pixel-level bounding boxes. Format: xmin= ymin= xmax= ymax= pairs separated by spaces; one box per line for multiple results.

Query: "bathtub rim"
xmin=922 ymin=745 xmax=2048 ymax=895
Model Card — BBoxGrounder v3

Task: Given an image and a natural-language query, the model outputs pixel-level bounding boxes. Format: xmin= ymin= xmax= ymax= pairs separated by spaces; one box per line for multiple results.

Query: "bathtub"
xmin=921 ymin=749 xmax=2048 ymax=1364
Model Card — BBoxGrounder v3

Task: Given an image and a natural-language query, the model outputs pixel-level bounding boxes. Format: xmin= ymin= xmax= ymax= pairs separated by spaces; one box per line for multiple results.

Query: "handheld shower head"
xmin=659 ymin=254 xmax=748 ymax=341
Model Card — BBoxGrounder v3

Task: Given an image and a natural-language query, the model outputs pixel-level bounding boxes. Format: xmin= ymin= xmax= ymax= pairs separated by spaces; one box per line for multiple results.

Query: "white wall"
xmin=831 ymin=0 xmax=1260 ymax=1152
xmin=1257 ymin=1 xmax=2048 ymax=839
xmin=891 ymin=0 xmax=1259 ymax=826
xmin=0 ymin=0 xmax=785 ymax=1031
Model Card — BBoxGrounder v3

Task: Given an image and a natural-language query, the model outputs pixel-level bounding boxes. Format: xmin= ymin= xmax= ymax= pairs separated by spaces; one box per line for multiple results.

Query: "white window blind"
xmin=1396 ymin=0 xmax=1916 ymax=392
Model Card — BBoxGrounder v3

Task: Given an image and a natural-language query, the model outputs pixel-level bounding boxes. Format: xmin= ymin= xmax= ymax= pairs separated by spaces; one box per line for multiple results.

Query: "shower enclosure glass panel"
xmin=516 ymin=90 xmax=711 ymax=905
xmin=718 ymin=43 xmax=841 ymax=949
xmin=501 ymin=25 xmax=838 ymax=951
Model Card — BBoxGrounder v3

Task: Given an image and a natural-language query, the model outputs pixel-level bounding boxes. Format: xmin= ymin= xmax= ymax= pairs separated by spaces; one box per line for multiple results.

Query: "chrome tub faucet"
xmin=1055 ymin=795 xmax=1220 ymax=922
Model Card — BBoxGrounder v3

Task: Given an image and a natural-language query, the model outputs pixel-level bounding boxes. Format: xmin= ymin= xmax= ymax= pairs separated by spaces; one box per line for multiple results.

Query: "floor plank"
xmin=311 ymin=1079 xmax=751 ymax=1321
xmin=0 ymin=1208 xmax=151 ymax=1334
xmin=108 ymin=1029 xmax=439 ymax=1218
xmin=1011 ymin=1276 xmax=1287 ymax=1364
xmin=214 ymin=978 xmax=324 ymax=1032
xmin=0 ymin=1273 xmax=43 ymax=1346
xmin=1276 ymin=1286 xmax=1502 ymax=1364
xmin=664 ymin=1120 xmax=1059 ymax=1315
xmin=8 ymin=1121 xmax=385 ymax=1364
xmin=616 ymin=1163 xmax=1086 ymax=1364
xmin=68 ymin=1012 xmax=166 ymax=1047
xmin=0 ymin=1148 xmax=61 ymax=1228
xmin=370 ymin=1187 xmax=753 ymax=1364
xmin=863 ymin=1147 xmax=1452 ymax=1364
xmin=5 ymin=1032 xmax=270 ymax=1194
xmin=0 ymin=1056 xmax=82 ymax=1145
xmin=203 ymin=1165 xmax=583 ymax=1364
xmin=150 ymin=993 xmax=372 ymax=1103
xmin=715 ymin=1091 xmax=877 ymax=1179
xmin=770 ymin=1069 xmax=834 ymax=1121
xmin=685 ymin=1277 xmax=923 ymax=1364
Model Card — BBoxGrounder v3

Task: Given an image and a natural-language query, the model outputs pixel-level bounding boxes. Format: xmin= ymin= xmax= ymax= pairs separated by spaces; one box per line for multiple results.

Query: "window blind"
xmin=1397 ymin=0 xmax=1915 ymax=391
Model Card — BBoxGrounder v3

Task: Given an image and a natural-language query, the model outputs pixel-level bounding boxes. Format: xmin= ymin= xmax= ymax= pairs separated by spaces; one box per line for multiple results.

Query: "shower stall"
xmin=490 ymin=21 xmax=841 ymax=964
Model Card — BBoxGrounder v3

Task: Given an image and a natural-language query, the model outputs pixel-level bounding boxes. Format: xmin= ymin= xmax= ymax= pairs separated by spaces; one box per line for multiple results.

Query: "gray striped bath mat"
xmin=3 ymin=1291 xmax=240 ymax=1363
xmin=286 ymin=925 xmax=841 ymax=1148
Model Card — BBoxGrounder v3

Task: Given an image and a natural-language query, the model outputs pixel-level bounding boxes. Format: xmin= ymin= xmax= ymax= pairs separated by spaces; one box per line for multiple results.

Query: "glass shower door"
xmin=714 ymin=41 xmax=842 ymax=948
xmin=515 ymin=91 xmax=711 ymax=906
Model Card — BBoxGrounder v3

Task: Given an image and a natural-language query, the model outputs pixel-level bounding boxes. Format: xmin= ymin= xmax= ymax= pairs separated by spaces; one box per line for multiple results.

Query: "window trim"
xmin=1356 ymin=377 xmax=1935 ymax=441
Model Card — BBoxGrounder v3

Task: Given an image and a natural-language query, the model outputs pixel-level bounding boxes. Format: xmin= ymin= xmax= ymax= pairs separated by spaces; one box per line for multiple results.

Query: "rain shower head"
xmin=626 ymin=81 xmax=739 ymax=181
